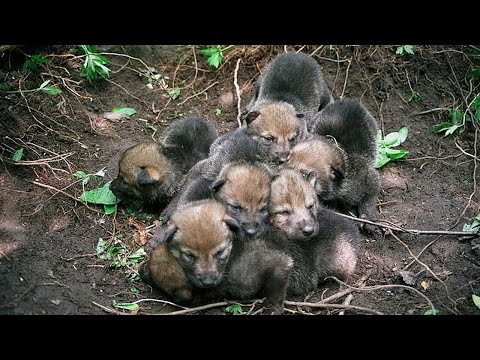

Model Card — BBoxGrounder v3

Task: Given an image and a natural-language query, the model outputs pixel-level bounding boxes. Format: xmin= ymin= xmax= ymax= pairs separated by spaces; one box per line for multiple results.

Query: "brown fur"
xmin=140 ymin=200 xmax=238 ymax=304
xmin=110 ymin=117 xmax=217 ymax=210
xmin=286 ymin=136 xmax=346 ymax=199
xmin=213 ymin=162 xmax=272 ymax=235
xmin=244 ymin=101 xmax=307 ymax=164
xmin=269 ymin=168 xmax=319 ymax=241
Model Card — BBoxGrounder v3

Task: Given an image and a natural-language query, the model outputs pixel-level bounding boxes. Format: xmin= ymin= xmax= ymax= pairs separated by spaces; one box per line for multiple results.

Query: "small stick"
xmin=92 ymin=301 xmax=130 ymax=315
xmin=402 ymin=239 xmax=438 ymax=271
xmin=340 ymin=57 xmax=352 ymax=99
xmin=151 ymin=301 xmax=230 ymax=315
xmin=326 ymin=276 xmax=436 ymax=313
xmin=32 ymin=181 xmax=102 ymax=214
xmin=331 ymin=211 xmax=478 ymax=237
xmin=318 ymin=270 xmax=373 ymax=304
xmin=61 ymin=253 xmax=96 ymax=262
xmin=177 ymin=81 xmax=219 ymax=106
xmin=130 ymin=298 xmax=188 ymax=309
xmin=233 ymin=58 xmax=242 ymax=128
xmin=410 ymin=107 xmax=450 ymax=116
xmin=284 ymin=301 xmax=383 ymax=315
xmin=338 ymin=272 xmax=371 ymax=315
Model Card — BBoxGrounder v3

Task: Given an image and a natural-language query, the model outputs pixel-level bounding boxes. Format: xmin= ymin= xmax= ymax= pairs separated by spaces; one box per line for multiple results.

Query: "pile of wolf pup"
xmin=110 ymin=52 xmax=380 ymax=314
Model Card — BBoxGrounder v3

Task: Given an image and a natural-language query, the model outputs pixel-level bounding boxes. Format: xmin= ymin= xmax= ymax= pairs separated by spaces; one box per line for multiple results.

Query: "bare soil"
xmin=1 ymin=45 xmax=479 ymax=315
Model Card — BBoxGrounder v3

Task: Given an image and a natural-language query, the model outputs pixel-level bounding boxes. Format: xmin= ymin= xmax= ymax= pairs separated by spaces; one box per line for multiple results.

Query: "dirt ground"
xmin=1 ymin=45 xmax=479 ymax=315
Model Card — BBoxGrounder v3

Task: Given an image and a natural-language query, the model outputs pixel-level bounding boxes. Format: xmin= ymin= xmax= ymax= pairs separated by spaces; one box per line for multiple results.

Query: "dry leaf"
xmin=133 ymin=230 xmax=148 ymax=246
xmin=420 ymin=280 xmax=430 ymax=290
xmin=51 ymin=299 xmax=61 ymax=306
xmin=399 ymin=270 xmax=416 ymax=285
xmin=103 ymin=112 xmax=129 ymax=121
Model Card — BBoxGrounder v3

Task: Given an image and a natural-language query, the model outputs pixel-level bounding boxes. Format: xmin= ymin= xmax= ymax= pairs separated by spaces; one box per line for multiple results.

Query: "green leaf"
xmin=39 ymin=80 xmax=51 ymax=89
xmin=404 ymin=45 xmax=414 ymax=55
xmin=73 ymin=170 xmax=88 ymax=179
xmin=112 ymin=107 xmax=137 ymax=117
xmin=375 ymin=152 xmax=392 ymax=169
xmin=470 ymin=66 xmax=480 ymax=79
xmin=146 ymin=124 xmax=158 ymax=134
xmin=166 ymin=88 xmax=180 ymax=100
xmin=225 ymin=304 xmax=244 ymax=315
xmin=30 ymin=54 xmax=48 ymax=64
xmin=432 ymin=122 xmax=455 ymax=133
xmin=12 ymin=148 xmax=24 ymax=161
xmin=471 ymin=94 xmax=480 ymax=109
xmin=22 ymin=59 xmax=37 ymax=74
xmin=450 ymin=110 xmax=463 ymax=124
xmin=0 ymin=83 xmax=12 ymax=90
xmin=207 ymin=52 xmax=223 ymax=68
xmin=96 ymin=238 xmax=110 ymax=259
xmin=41 ymin=86 xmax=62 ymax=95
xmin=112 ymin=300 xmax=140 ymax=313
xmin=383 ymin=132 xmax=400 ymax=147
xmin=80 ymin=181 xmax=117 ymax=205
xmin=445 ymin=124 xmax=462 ymax=136
xmin=397 ymin=127 xmax=409 ymax=144
xmin=383 ymin=148 xmax=409 ymax=159
xmin=424 ymin=308 xmax=439 ymax=315
xmin=214 ymin=108 xmax=222 ymax=116
xmin=395 ymin=47 xmax=403 ymax=55
xmin=104 ymin=204 xmax=117 ymax=215
xmin=198 ymin=46 xmax=220 ymax=56
xmin=473 ymin=294 xmax=480 ymax=310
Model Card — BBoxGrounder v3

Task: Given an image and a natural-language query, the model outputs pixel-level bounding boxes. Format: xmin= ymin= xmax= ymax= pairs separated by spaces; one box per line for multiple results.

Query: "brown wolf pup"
xmin=140 ymin=200 xmax=240 ymax=304
xmin=268 ymin=168 xmax=360 ymax=296
xmin=246 ymin=52 xmax=333 ymax=130
xmin=161 ymin=128 xmax=274 ymax=220
xmin=109 ymin=117 xmax=217 ymax=210
xmin=242 ymin=101 xmax=308 ymax=165
xmin=141 ymin=200 xmax=293 ymax=314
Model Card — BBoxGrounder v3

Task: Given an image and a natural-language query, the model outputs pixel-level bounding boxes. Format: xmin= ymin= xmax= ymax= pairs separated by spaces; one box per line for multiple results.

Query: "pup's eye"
xmin=262 ymin=135 xmax=274 ymax=143
xmin=181 ymin=252 xmax=196 ymax=263
xmin=228 ymin=204 xmax=243 ymax=212
xmin=289 ymin=135 xmax=297 ymax=143
xmin=260 ymin=206 xmax=269 ymax=214
xmin=306 ymin=203 xmax=314 ymax=210
xmin=215 ymin=247 xmax=230 ymax=260
xmin=277 ymin=210 xmax=290 ymax=216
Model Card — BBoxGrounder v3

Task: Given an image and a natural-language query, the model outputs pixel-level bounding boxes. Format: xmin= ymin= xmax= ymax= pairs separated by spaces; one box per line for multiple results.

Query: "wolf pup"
xmin=242 ymin=101 xmax=308 ymax=165
xmin=268 ymin=168 xmax=360 ymax=296
xmin=309 ymin=98 xmax=380 ymax=228
xmin=246 ymin=52 xmax=333 ymax=130
xmin=109 ymin=117 xmax=217 ymax=210
xmin=141 ymin=200 xmax=293 ymax=314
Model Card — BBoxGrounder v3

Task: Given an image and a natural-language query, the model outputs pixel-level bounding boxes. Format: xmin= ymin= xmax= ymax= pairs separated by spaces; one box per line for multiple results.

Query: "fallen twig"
xmin=332 ymin=211 xmax=479 ymax=237
xmin=234 ymin=58 xmax=242 ymax=128
xmin=284 ymin=301 xmax=383 ymax=315
xmin=92 ymin=301 xmax=130 ymax=315
xmin=177 ymin=82 xmax=219 ymax=106
xmin=150 ymin=301 xmax=230 ymax=315
xmin=326 ymin=276 xmax=436 ymax=313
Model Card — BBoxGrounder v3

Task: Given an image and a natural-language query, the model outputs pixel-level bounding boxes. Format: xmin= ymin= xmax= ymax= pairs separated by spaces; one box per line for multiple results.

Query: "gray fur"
xmin=246 ymin=52 xmax=333 ymax=130
xmin=311 ymin=98 xmax=380 ymax=227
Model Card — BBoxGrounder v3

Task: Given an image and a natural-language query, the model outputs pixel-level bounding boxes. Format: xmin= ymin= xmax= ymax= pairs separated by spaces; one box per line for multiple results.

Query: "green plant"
xmin=463 ymin=213 xmax=480 ymax=233
xmin=112 ymin=107 xmax=137 ymax=117
xmin=79 ymin=45 xmax=110 ymax=82
xmin=473 ymin=294 xmax=480 ymax=310
xmin=424 ymin=309 xmax=439 ymax=315
xmin=12 ymin=148 xmax=24 ymax=161
xmin=198 ymin=45 xmax=233 ymax=68
xmin=96 ymin=237 xmax=146 ymax=282
xmin=3 ymin=79 xmax=61 ymax=96
xmin=0 ymin=83 xmax=12 ymax=90
xmin=375 ymin=127 xmax=409 ymax=169
xmin=225 ymin=304 xmax=245 ymax=315
xmin=214 ymin=108 xmax=222 ymax=116
xmin=76 ymin=168 xmax=117 ymax=214
xmin=112 ymin=300 xmax=140 ymax=313
xmin=22 ymin=54 xmax=48 ymax=74
xmin=409 ymin=90 xmax=422 ymax=102
xmin=166 ymin=88 xmax=181 ymax=100
xmin=396 ymin=45 xmax=414 ymax=55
